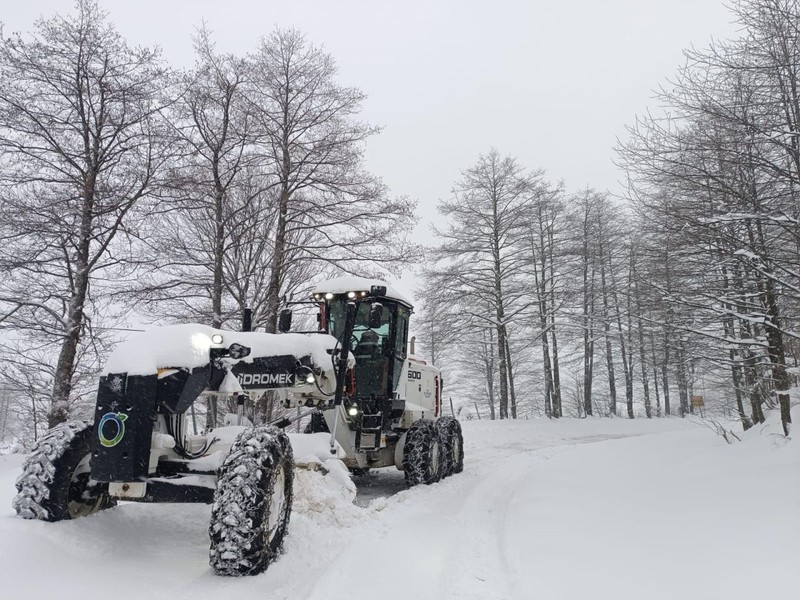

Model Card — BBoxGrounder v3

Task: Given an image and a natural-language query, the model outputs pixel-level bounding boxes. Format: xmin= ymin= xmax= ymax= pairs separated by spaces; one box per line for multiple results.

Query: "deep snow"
xmin=0 ymin=413 xmax=797 ymax=600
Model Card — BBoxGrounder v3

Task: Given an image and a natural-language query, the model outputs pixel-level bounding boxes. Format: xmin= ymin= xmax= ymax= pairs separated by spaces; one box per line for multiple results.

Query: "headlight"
xmin=211 ymin=334 xmax=224 ymax=344
xmin=348 ymin=406 xmax=359 ymax=416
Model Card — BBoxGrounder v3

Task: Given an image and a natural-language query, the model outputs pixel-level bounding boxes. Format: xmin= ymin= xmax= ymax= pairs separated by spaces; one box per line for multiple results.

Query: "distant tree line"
xmin=418 ymin=0 xmax=799 ymax=436
xmin=0 ymin=0 xmax=416 ymax=446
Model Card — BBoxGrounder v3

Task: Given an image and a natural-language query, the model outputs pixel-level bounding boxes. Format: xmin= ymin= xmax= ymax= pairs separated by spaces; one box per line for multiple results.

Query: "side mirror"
xmin=370 ymin=285 xmax=387 ymax=298
xmin=368 ymin=302 xmax=383 ymax=329
xmin=278 ymin=309 xmax=293 ymax=333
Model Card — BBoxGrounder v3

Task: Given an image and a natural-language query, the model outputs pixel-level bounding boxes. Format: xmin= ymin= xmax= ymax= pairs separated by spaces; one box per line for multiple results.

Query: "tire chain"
xmin=13 ymin=421 xmax=88 ymax=520
xmin=209 ymin=426 xmax=294 ymax=576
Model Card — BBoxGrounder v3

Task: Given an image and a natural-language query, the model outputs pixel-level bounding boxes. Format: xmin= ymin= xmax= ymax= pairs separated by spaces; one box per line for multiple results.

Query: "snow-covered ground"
xmin=1 ymin=412 xmax=797 ymax=600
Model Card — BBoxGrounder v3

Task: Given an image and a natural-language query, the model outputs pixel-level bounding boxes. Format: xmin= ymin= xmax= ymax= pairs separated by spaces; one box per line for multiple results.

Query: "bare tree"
xmin=573 ymin=190 xmax=601 ymax=416
xmin=246 ymin=28 xmax=417 ymax=332
xmin=617 ymin=0 xmax=800 ymax=434
xmin=138 ymin=27 xmax=257 ymax=328
xmin=431 ymin=150 xmax=538 ymax=419
xmin=523 ymin=181 xmax=568 ymax=418
xmin=0 ymin=0 xmax=170 ymax=427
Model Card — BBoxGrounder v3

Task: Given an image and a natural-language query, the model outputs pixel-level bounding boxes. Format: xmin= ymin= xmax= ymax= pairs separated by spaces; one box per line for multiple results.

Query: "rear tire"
xmin=13 ymin=421 xmax=115 ymax=521
xmin=437 ymin=417 xmax=464 ymax=477
xmin=209 ymin=426 xmax=294 ymax=576
xmin=402 ymin=419 xmax=442 ymax=487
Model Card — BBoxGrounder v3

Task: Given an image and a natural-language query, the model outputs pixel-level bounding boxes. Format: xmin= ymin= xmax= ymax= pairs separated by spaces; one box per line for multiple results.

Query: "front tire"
xmin=13 ymin=421 xmax=114 ymax=521
xmin=209 ymin=426 xmax=294 ymax=576
xmin=402 ymin=419 xmax=442 ymax=487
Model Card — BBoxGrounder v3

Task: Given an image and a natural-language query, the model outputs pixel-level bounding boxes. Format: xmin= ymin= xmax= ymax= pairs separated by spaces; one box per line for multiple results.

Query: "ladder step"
xmin=361 ymin=413 xmax=382 ymax=428
xmin=356 ymin=427 xmax=382 ymax=450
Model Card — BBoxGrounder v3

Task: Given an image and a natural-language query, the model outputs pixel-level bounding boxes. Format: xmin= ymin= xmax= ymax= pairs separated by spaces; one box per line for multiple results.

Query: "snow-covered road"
xmin=1 ymin=414 xmax=797 ymax=600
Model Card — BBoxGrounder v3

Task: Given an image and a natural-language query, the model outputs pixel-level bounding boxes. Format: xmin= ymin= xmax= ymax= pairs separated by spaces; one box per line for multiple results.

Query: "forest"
xmin=0 ymin=0 xmax=798 ymax=447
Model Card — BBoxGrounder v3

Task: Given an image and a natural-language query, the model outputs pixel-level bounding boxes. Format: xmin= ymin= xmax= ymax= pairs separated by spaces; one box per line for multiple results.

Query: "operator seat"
xmin=354 ymin=330 xmax=381 ymax=360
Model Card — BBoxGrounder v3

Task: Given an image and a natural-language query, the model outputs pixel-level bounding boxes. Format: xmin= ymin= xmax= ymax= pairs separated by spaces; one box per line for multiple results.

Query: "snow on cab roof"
xmin=313 ymin=276 xmax=414 ymax=308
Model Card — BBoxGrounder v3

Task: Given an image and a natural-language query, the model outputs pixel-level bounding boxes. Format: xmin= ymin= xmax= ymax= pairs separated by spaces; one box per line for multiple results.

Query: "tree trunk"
xmin=50 ymin=290 xmax=86 ymax=427
xmin=483 ymin=328 xmax=496 ymax=420
xmin=729 ymin=353 xmax=751 ymax=431
xmin=762 ymin=277 xmax=792 ymax=435
xmin=492 ymin=202 xmax=510 ymax=419
xmin=539 ymin=301 xmax=554 ymax=418
xmin=610 ymin=248 xmax=634 ymax=419
xmin=614 ymin=294 xmax=633 ymax=419
xmin=264 ymin=87 xmax=292 ymax=334
xmin=550 ymin=323 xmax=563 ymax=418
xmin=496 ymin=323 xmax=509 ymax=419
xmin=637 ymin=302 xmax=651 ymax=419
xmin=505 ymin=335 xmax=518 ymax=419
xmin=662 ymin=332 xmax=671 ymax=416
xmin=651 ymin=335 xmax=661 ymax=417
xmin=548 ymin=244 xmax=562 ymax=418
xmin=599 ymin=252 xmax=617 ymax=416
xmin=675 ymin=343 xmax=689 ymax=417
xmin=265 ymin=186 xmax=289 ymax=333
xmin=583 ymin=271 xmax=595 ymax=417
xmin=720 ymin=263 xmax=752 ymax=430
xmin=49 ymin=175 xmax=94 ymax=427
xmin=211 ymin=170 xmax=225 ymax=329
xmin=744 ymin=350 xmax=766 ymax=424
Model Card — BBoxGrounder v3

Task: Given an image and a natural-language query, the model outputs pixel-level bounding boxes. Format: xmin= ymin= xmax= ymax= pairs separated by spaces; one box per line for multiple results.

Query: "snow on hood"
xmin=313 ymin=276 xmax=413 ymax=307
xmin=105 ymin=323 xmax=343 ymax=376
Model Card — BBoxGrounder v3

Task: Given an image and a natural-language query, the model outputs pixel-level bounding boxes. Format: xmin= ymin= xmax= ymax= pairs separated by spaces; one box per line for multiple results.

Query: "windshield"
xmin=327 ymin=298 xmax=397 ymax=398
xmin=328 ymin=299 xmax=392 ymax=353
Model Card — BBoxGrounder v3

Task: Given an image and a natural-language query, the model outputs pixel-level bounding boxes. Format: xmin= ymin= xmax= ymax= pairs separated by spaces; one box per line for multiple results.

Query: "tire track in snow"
xmin=433 ymin=459 xmax=523 ymax=600
xmin=431 ymin=429 xmax=650 ymax=599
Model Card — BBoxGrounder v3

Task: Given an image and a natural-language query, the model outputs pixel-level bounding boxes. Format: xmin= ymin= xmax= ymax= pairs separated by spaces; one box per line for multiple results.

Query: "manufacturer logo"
xmin=98 ymin=412 xmax=128 ymax=448
xmin=237 ymin=372 xmax=294 ymax=387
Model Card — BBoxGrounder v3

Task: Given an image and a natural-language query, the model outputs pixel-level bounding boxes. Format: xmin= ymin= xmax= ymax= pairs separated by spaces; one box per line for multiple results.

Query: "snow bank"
xmin=292 ymin=460 xmax=358 ymax=519
xmin=104 ymin=323 xmax=342 ymax=376
xmin=288 ymin=432 xmax=346 ymax=463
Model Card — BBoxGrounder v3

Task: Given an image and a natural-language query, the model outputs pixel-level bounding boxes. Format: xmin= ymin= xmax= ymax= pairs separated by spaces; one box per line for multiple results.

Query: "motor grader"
xmin=12 ymin=276 xmax=464 ymax=576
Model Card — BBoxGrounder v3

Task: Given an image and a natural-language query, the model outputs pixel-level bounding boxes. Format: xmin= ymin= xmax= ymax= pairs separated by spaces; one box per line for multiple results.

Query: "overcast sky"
xmin=2 ymin=1 xmax=738 ymax=294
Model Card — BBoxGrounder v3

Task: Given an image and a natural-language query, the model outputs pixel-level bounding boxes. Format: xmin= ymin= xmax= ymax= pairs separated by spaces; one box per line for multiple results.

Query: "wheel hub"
xmin=266 ymin=465 xmax=287 ymax=543
xmin=430 ymin=442 xmax=440 ymax=477
xmin=67 ymin=454 xmax=102 ymax=518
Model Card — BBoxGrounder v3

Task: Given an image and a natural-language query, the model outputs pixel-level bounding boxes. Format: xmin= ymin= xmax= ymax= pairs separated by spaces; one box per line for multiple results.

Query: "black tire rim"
xmin=266 ymin=464 xmax=288 ymax=544
xmin=67 ymin=453 xmax=104 ymax=519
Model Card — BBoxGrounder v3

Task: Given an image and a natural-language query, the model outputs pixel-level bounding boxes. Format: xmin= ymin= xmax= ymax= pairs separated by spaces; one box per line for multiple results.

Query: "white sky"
xmin=2 ymin=0 xmax=738 ymax=297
